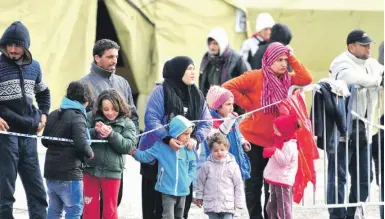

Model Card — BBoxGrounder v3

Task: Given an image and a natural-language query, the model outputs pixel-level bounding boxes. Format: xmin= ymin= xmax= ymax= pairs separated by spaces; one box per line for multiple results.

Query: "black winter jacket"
xmin=311 ymin=82 xmax=347 ymax=150
xmin=42 ymin=108 xmax=93 ymax=180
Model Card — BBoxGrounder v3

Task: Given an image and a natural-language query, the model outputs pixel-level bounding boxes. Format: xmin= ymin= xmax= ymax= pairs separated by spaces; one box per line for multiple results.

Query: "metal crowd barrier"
xmin=288 ymin=83 xmax=384 ymax=218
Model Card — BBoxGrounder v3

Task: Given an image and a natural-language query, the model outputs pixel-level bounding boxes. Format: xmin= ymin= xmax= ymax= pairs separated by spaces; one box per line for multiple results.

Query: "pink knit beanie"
xmin=206 ymin=85 xmax=234 ymax=110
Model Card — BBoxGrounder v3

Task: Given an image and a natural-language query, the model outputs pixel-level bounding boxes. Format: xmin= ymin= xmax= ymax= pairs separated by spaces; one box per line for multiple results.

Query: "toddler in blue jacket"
xmin=131 ymin=115 xmax=197 ymax=219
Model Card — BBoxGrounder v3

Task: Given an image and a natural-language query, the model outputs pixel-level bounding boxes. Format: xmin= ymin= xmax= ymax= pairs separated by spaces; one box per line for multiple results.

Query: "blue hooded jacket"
xmin=134 ymin=115 xmax=197 ymax=196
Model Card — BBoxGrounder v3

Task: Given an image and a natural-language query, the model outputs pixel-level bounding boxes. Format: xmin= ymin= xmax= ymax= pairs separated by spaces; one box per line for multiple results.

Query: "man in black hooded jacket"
xmin=0 ymin=21 xmax=50 ymax=219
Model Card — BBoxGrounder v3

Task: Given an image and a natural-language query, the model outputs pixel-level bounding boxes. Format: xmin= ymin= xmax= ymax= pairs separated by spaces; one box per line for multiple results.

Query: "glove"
xmin=219 ymin=112 xmax=238 ymax=135
xmin=263 ymin=147 xmax=277 ymax=158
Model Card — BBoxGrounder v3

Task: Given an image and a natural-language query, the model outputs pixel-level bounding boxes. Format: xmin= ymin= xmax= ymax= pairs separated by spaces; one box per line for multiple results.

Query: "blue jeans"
xmin=206 ymin=212 xmax=233 ymax=219
xmin=0 ymin=135 xmax=47 ymax=219
xmin=46 ymin=180 xmax=83 ymax=219
xmin=327 ymin=131 xmax=372 ymax=219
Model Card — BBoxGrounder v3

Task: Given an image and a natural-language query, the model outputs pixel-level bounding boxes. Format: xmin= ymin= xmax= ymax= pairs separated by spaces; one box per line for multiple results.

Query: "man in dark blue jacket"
xmin=0 ymin=21 xmax=50 ymax=219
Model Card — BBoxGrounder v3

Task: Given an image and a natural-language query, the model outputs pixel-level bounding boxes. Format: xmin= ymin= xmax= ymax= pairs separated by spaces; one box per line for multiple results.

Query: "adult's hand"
xmin=169 ymin=138 xmax=182 ymax=151
xmin=286 ymin=45 xmax=294 ymax=55
xmin=186 ymin=138 xmax=197 ymax=150
xmin=0 ymin=117 xmax=9 ymax=131
xmin=242 ymin=141 xmax=251 ymax=152
xmin=37 ymin=114 xmax=47 ymax=133
xmin=194 ymin=199 xmax=203 ymax=208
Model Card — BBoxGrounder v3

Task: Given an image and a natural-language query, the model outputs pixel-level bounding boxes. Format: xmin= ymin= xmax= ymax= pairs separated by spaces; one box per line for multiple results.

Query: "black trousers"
xmin=142 ymin=176 xmax=163 ymax=219
xmin=245 ymin=144 xmax=270 ymax=219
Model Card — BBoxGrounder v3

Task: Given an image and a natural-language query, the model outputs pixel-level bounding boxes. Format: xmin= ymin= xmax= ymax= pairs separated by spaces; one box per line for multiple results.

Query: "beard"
xmin=9 ymin=53 xmax=22 ymax=61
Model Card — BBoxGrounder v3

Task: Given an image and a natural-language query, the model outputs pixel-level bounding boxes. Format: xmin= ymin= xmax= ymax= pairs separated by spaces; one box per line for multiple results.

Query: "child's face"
xmin=177 ymin=127 xmax=193 ymax=145
xmin=273 ymin=124 xmax=281 ymax=136
xmin=211 ymin=142 xmax=229 ymax=160
xmin=217 ymin=97 xmax=234 ymax=118
xmin=102 ymin=100 xmax=119 ymax=121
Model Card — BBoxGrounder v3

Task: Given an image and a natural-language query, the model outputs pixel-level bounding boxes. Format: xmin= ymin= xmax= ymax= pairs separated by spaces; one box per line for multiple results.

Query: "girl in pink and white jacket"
xmin=263 ymin=114 xmax=299 ymax=219
xmin=194 ymin=134 xmax=246 ymax=219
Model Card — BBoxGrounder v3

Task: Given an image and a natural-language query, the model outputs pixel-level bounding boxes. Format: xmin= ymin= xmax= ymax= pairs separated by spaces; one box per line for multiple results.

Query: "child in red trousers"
xmin=82 ymin=89 xmax=137 ymax=219
xmin=263 ymin=114 xmax=299 ymax=219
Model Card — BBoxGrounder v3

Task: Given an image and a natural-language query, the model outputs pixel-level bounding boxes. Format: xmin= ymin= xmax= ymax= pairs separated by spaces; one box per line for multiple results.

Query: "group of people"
xmin=0 ymin=10 xmax=383 ymax=219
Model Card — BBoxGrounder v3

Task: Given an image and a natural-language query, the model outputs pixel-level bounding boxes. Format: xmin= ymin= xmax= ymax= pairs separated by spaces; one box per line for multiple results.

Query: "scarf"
xmin=261 ymin=42 xmax=291 ymax=114
xmin=162 ymin=56 xmax=204 ymax=121
xmin=201 ymin=46 xmax=233 ymax=85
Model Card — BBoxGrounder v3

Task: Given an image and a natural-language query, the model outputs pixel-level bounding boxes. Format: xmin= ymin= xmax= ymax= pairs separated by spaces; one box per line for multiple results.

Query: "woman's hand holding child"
xmin=169 ymin=138 xmax=183 ymax=151
xmin=186 ymin=138 xmax=197 ymax=150
xmin=193 ymin=199 xmax=203 ymax=208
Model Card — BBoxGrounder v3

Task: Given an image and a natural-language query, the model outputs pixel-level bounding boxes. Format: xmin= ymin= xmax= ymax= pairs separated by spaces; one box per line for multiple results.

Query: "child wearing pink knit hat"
xmin=197 ymin=85 xmax=251 ymax=180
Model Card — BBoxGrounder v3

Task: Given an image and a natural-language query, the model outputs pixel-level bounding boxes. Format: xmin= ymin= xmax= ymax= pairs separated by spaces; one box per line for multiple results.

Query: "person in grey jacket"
xmin=80 ymin=39 xmax=139 ymax=131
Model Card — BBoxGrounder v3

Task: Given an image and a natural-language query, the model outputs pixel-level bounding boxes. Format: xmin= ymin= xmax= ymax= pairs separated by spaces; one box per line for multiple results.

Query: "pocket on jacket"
xmin=203 ymin=197 xmax=215 ymax=210
xmin=224 ymin=197 xmax=235 ymax=210
xmin=157 ymin=167 xmax=164 ymax=186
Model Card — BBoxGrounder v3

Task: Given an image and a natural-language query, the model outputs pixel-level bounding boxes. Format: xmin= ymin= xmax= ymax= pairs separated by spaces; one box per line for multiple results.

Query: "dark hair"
xmin=93 ymin=89 xmax=131 ymax=119
xmin=207 ymin=133 xmax=229 ymax=149
xmin=66 ymin=81 xmax=93 ymax=104
xmin=93 ymin=39 xmax=120 ymax=58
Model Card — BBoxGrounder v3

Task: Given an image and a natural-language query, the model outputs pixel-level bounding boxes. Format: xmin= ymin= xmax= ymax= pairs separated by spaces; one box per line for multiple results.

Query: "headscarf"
xmin=162 ymin=56 xmax=204 ymax=121
xmin=261 ymin=42 xmax=291 ymax=114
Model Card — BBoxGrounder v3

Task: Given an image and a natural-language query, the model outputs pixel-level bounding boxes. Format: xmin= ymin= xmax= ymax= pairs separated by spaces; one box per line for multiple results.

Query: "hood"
xmin=274 ymin=114 xmax=298 ymax=141
xmin=207 ymin=153 xmax=236 ymax=163
xmin=207 ymin=27 xmax=229 ymax=56
xmin=0 ymin=21 xmax=32 ymax=65
xmin=270 ymin=23 xmax=292 ymax=45
xmin=255 ymin=13 xmax=275 ymax=33
xmin=169 ymin=115 xmax=195 ymax=139
xmin=60 ymin=97 xmax=87 ymax=116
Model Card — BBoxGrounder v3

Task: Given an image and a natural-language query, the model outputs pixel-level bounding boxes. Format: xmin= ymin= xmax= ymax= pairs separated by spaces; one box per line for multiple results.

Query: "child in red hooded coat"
xmin=263 ymin=114 xmax=299 ymax=219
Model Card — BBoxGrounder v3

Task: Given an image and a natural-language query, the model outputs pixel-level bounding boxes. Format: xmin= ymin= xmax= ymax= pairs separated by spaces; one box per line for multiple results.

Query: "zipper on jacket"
xmin=174 ymin=150 xmax=179 ymax=196
xmin=158 ymin=167 xmax=164 ymax=186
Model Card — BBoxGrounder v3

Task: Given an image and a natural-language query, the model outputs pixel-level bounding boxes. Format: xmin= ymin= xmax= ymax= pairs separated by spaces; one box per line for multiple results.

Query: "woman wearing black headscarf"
xmin=138 ymin=56 xmax=212 ymax=219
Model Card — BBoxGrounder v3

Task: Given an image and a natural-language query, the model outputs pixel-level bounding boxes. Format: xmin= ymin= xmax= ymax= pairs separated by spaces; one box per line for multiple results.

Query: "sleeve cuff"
xmin=40 ymin=107 xmax=50 ymax=116
xmin=162 ymin=136 xmax=172 ymax=145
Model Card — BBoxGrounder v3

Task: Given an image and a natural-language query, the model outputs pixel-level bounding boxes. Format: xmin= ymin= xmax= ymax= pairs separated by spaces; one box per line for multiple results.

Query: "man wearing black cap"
xmin=0 ymin=21 xmax=50 ymax=218
xmin=328 ymin=30 xmax=383 ymax=219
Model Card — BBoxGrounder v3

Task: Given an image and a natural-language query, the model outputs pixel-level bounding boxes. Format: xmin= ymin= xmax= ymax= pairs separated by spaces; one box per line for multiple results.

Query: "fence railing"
xmin=289 ymin=83 xmax=384 ymax=218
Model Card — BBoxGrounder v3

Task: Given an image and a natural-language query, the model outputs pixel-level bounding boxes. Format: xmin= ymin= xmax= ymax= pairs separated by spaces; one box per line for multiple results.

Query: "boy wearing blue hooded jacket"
xmin=132 ymin=115 xmax=197 ymax=219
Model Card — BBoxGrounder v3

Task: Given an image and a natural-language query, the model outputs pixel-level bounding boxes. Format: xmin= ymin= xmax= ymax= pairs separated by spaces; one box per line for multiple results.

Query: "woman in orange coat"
xmin=223 ymin=42 xmax=312 ymax=219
